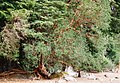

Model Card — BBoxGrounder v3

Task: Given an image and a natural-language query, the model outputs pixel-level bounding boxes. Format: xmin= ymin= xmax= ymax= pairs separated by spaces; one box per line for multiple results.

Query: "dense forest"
xmin=0 ymin=0 xmax=120 ymax=76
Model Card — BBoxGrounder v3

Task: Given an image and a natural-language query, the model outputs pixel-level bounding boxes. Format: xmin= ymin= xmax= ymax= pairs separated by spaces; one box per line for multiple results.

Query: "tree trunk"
xmin=34 ymin=53 xmax=49 ymax=79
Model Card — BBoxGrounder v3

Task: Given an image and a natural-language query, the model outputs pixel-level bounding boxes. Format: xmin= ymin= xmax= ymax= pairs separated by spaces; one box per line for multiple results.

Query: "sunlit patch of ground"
xmin=0 ymin=72 xmax=120 ymax=83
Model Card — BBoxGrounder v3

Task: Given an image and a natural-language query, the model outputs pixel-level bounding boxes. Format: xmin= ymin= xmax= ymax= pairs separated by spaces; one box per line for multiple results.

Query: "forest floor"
xmin=0 ymin=72 xmax=120 ymax=83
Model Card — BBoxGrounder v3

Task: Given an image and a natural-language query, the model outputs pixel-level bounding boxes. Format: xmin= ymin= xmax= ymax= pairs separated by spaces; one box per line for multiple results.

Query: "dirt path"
xmin=0 ymin=72 xmax=120 ymax=83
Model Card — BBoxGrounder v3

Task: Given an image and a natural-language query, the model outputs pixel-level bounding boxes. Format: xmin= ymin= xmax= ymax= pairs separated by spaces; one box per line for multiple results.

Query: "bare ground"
xmin=0 ymin=72 xmax=120 ymax=83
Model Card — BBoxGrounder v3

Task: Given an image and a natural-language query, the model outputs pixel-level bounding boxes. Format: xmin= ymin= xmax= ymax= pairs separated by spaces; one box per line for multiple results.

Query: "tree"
xmin=0 ymin=0 xmax=115 ymax=73
xmin=106 ymin=0 xmax=120 ymax=65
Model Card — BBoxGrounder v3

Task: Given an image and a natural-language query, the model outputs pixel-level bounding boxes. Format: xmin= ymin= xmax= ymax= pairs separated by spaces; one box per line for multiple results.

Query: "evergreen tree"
xmin=106 ymin=0 xmax=120 ymax=64
xmin=0 ymin=0 xmax=116 ymax=72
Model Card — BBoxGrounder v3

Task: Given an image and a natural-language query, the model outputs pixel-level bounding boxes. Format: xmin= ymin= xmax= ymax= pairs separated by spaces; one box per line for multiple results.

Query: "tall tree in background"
xmin=107 ymin=0 xmax=120 ymax=64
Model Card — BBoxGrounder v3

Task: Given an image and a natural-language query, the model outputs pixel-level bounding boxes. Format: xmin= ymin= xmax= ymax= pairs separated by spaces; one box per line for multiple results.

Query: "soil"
xmin=0 ymin=72 xmax=120 ymax=83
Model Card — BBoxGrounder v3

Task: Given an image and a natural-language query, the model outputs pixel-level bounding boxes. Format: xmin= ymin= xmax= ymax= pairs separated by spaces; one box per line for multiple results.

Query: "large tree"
xmin=0 ymin=0 xmax=115 ymax=72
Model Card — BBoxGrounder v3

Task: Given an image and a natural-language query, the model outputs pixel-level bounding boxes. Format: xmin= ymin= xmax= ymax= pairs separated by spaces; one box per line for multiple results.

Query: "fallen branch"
xmin=0 ymin=69 xmax=28 ymax=77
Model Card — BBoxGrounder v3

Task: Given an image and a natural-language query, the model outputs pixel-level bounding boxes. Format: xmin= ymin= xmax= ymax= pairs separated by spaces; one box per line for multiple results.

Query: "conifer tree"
xmin=0 ymin=0 xmax=116 ymax=72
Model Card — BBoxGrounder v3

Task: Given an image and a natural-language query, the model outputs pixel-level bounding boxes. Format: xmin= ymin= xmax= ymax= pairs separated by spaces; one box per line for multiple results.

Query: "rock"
xmin=115 ymin=77 xmax=119 ymax=79
xmin=65 ymin=66 xmax=78 ymax=77
xmin=104 ymin=74 xmax=108 ymax=78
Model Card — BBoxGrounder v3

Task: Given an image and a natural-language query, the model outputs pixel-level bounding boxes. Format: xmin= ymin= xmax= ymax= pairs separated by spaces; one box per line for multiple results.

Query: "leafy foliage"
xmin=0 ymin=0 xmax=119 ymax=73
xmin=107 ymin=0 xmax=120 ymax=65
